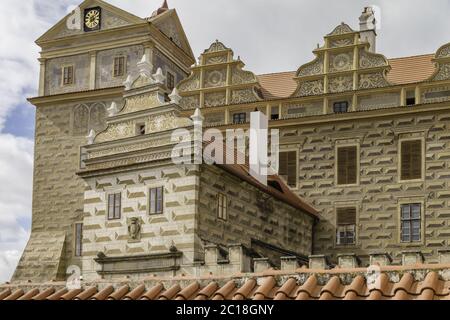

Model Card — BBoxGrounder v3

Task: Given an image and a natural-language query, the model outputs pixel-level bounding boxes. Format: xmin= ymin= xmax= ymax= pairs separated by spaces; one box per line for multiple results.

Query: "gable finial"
xmin=152 ymin=0 xmax=169 ymax=17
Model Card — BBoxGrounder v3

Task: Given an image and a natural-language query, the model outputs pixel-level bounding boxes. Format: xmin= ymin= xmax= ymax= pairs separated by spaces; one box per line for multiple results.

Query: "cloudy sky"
xmin=0 ymin=0 xmax=449 ymax=283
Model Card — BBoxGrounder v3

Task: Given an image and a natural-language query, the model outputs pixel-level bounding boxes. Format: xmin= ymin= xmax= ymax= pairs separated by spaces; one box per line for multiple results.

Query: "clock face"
xmin=84 ymin=7 xmax=101 ymax=32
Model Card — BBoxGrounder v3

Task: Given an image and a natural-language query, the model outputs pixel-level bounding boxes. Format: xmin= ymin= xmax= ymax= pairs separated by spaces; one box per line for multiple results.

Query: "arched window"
xmin=72 ymin=104 xmax=89 ymax=136
xmin=89 ymin=103 xmax=107 ymax=132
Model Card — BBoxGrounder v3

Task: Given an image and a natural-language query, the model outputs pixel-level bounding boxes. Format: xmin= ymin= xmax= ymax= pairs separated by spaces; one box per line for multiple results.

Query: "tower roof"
xmin=152 ymin=0 xmax=169 ymax=17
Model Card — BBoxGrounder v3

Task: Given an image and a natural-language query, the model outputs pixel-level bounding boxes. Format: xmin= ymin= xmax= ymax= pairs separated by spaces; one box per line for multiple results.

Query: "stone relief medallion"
xmin=332 ymin=53 xmax=351 ymax=72
xmin=127 ymin=217 xmax=142 ymax=241
xmin=206 ymin=70 xmax=225 ymax=87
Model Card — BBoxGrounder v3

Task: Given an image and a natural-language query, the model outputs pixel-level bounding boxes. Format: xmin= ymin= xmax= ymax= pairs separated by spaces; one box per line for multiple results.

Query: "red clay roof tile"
xmin=141 ymin=283 xmax=164 ymax=300
xmin=91 ymin=285 xmax=114 ymax=300
xmin=4 ymin=264 xmax=450 ymax=300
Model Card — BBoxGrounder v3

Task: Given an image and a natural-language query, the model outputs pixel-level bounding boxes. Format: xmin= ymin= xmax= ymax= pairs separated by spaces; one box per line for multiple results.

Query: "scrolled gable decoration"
xmin=292 ymin=22 xmax=392 ymax=97
xmin=177 ymin=40 xmax=262 ymax=108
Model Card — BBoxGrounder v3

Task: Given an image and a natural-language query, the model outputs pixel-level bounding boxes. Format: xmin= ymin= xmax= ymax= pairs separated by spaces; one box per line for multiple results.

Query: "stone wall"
xmin=45 ymin=54 xmax=90 ymax=96
xmin=96 ymin=45 xmax=145 ymax=89
xmin=81 ymin=164 xmax=200 ymax=281
xmin=197 ymin=165 xmax=315 ymax=266
xmin=12 ymin=99 xmax=113 ymax=282
xmin=278 ymin=108 xmax=450 ymax=265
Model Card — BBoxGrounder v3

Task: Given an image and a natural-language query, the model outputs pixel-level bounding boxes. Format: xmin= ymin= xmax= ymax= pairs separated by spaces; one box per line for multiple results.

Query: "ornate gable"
xmin=177 ymin=40 xmax=263 ymax=109
xmin=429 ymin=42 xmax=450 ymax=81
xmin=37 ymin=0 xmax=145 ymax=43
xmin=149 ymin=9 xmax=194 ymax=59
xmin=292 ymin=22 xmax=392 ymax=97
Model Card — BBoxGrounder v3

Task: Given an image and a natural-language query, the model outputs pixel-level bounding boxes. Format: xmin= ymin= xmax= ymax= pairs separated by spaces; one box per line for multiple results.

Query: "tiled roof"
xmin=387 ymin=54 xmax=436 ymax=85
xmin=257 ymin=71 xmax=297 ymax=99
xmin=203 ymin=140 xmax=319 ymax=217
xmin=256 ymin=54 xmax=436 ymax=99
xmin=2 ymin=264 xmax=450 ymax=300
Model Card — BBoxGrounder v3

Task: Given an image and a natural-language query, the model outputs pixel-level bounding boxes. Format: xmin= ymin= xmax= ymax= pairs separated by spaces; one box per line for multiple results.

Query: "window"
xmin=333 ymin=101 xmax=349 ymax=113
xmin=166 ymin=71 xmax=175 ymax=91
xmin=400 ymin=203 xmax=421 ymax=242
xmin=108 ymin=193 xmax=121 ymax=220
xmin=279 ymin=151 xmax=297 ymax=188
xmin=406 ymin=91 xmax=415 ymax=106
xmin=63 ymin=66 xmax=74 ymax=85
xmin=400 ymin=140 xmax=422 ymax=180
xmin=233 ymin=113 xmax=246 ymax=124
xmin=336 ymin=207 xmax=356 ymax=245
xmin=217 ymin=193 xmax=227 ymax=220
xmin=337 ymin=146 xmax=358 ymax=185
xmin=113 ymin=56 xmax=126 ymax=77
xmin=149 ymin=187 xmax=164 ymax=215
xmin=75 ymin=223 xmax=83 ymax=257
xmin=271 ymin=106 xmax=279 ymax=120
xmin=136 ymin=123 xmax=146 ymax=135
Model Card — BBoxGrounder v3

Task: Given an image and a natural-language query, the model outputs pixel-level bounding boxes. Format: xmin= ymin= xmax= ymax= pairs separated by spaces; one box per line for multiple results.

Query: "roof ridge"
xmin=388 ymin=53 xmax=434 ymax=61
xmin=257 ymin=70 xmax=296 ymax=77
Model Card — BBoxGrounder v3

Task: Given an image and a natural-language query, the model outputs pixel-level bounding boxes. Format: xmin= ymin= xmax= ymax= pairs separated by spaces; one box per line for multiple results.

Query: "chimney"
xmin=359 ymin=6 xmax=377 ymax=53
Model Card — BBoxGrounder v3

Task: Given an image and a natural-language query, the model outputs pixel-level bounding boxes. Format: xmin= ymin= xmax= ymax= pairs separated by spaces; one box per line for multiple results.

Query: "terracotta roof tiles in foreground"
xmin=2 ymin=264 xmax=450 ymax=300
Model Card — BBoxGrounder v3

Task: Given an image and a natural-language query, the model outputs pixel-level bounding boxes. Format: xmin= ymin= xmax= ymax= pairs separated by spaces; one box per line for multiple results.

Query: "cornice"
xmin=28 ymin=86 xmax=124 ymax=106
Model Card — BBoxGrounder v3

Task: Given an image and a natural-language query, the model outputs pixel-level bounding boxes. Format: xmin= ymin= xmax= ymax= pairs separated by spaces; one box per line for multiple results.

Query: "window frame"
xmin=333 ymin=101 xmax=349 ymax=113
xmin=217 ymin=193 xmax=228 ymax=221
xmin=335 ymin=205 xmax=358 ymax=247
xmin=166 ymin=70 xmax=176 ymax=91
xmin=398 ymin=137 xmax=425 ymax=183
xmin=74 ymin=222 xmax=83 ymax=257
xmin=335 ymin=143 xmax=360 ymax=187
xmin=62 ymin=64 xmax=75 ymax=86
xmin=113 ymin=56 xmax=126 ymax=78
xmin=149 ymin=186 xmax=164 ymax=215
xmin=232 ymin=112 xmax=247 ymax=124
xmin=398 ymin=199 xmax=425 ymax=246
xmin=278 ymin=149 xmax=298 ymax=189
xmin=107 ymin=192 xmax=122 ymax=220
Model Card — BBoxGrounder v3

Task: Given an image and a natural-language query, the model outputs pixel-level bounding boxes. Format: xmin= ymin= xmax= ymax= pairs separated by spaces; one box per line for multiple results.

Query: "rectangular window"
xmin=337 ymin=146 xmax=358 ymax=185
xmin=75 ymin=223 xmax=83 ymax=257
xmin=279 ymin=151 xmax=297 ymax=188
xmin=400 ymin=140 xmax=422 ymax=180
xmin=217 ymin=193 xmax=227 ymax=220
xmin=232 ymin=113 xmax=246 ymax=124
xmin=400 ymin=203 xmax=421 ymax=242
xmin=108 ymin=193 xmax=121 ymax=220
xmin=333 ymin=101 xmax=349 ymax=113
xmin=271 ymin=106 xmax=279 ymax=120
xmin=113 ymin=56 xmax=126 ymax=77
xmin=167 ymin=71 xmax=175 ymax=91
xmin=336 ymin=207 xmax=356 ymax=245
xmin=63 ymin=66 xmax=74 ymax=85
xmin=149 ymin=187 xmax=164 ymax=215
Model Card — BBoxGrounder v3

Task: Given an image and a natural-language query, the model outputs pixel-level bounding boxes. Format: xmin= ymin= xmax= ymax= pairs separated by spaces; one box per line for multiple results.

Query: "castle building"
xmin=10 ymin=0 xmax=450 ymax=284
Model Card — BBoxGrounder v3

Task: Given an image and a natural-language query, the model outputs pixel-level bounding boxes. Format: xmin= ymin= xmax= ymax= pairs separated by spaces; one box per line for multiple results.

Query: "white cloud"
xmin=0 ymin=134 xmax=33 ymax=283
xmin=1 ymin=0 xmax=450 ymax=283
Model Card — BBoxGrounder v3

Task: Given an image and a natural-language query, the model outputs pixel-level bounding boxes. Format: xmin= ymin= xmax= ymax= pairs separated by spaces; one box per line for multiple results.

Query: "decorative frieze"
xmin=359 ymin=72 xmax=389 ymax=89
xmin=329 ymin=76 xmax=353 ymax=93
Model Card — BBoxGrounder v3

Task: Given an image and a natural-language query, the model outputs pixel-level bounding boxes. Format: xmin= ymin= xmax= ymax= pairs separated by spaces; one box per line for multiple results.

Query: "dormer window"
xmin=333 ymin=101 xmax=349 ymax=113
